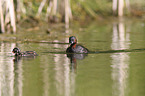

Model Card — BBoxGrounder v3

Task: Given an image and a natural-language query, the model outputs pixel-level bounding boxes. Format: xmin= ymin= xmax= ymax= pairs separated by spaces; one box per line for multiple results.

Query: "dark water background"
xmin=0 ymin=19 xmax=145 ymax=96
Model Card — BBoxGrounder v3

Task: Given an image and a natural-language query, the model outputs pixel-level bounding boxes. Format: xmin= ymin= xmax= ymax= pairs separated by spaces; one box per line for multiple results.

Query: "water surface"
xmin=0 ymin=19 xmax=145 ymax=96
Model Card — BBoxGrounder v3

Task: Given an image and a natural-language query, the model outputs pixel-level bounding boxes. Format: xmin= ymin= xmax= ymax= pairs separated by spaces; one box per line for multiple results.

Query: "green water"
xmin=0 ymin=19 xmax=145 ymax=96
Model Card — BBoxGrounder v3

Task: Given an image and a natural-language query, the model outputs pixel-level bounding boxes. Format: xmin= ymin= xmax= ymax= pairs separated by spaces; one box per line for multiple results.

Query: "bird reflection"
xmin=13 ymin=56 xmax=37 ymax=63
xmin=13 ymin=56 xmax=21 ymax=63
xmin=66 ymin=53 xmax=88 ymax=71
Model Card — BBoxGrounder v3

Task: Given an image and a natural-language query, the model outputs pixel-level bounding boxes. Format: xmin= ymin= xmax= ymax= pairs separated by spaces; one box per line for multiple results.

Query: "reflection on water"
xmin=64 ymin=34 xmax=87 ymax=96
xmin=13 ymin=55 xmax=23 ymax=96
xmin=53 ymin=40 xmax=74 ymax=96
xmin=1 ymin=20 xmax=145 ymax=96
xmin=111 ymin=22 xmax=130 ymax=96
xmin=0 ymin=43 xmax=37 ymax=96
xmin=52 ymin=38 xmax=88 ymax=96
xmin=67 ymin=53 xmax=88 ymax=71
xmin=0 ymin=43 xmax=17 ymax=96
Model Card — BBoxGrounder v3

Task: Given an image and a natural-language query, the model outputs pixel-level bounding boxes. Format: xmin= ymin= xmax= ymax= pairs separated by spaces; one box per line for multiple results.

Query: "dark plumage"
xmin=12 ymin=47 xmax=38 ymax=56
xmin=66 ymin=36 xmax=89 ymax=53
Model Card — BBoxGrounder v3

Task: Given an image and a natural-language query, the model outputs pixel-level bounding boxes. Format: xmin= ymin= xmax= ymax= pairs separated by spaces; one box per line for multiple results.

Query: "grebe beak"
xmin=71 ymin=41 xmax=74 ymax=44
